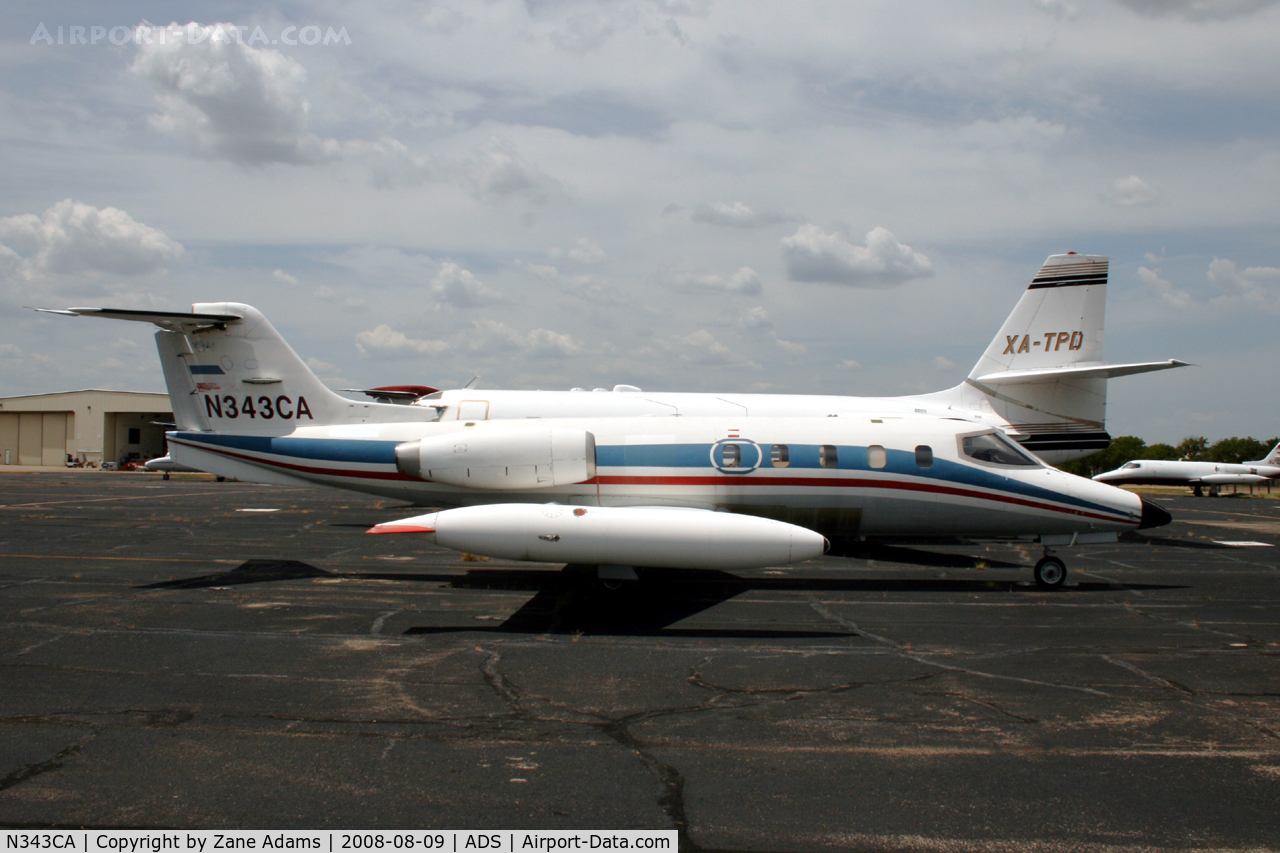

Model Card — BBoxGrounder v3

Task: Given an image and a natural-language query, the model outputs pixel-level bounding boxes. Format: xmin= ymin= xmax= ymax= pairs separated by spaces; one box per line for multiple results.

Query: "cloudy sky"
xmin=2 ymin=0 xmax=1279 ymax=443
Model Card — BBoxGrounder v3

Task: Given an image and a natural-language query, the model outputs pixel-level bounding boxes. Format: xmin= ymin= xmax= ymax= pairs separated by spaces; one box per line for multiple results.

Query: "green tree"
xmin=1143 ymin=443 xmax=1176 ymax=460
xmin=1174 ymin=436 xmax=1209 ymax=461
xmin=1207 ymin=436 xmax=1269 ymax=464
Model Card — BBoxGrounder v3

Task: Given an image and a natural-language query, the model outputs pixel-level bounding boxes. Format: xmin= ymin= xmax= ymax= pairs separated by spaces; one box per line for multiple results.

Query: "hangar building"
xmin=0 ymin=390 xmax=173 ymax=468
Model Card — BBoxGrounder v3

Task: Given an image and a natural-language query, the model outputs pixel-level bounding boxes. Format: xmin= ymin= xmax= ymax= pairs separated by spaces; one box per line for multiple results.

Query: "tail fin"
xmin=968 ymin=253 xmax=1109 ymax=379
xmin=1251 ymin=441 xmax=1280 ymax=466
xmin=922 ymin=254 xmax=1186 ymax=461
xmin=38 ymin=303 xmax=424 ymax=431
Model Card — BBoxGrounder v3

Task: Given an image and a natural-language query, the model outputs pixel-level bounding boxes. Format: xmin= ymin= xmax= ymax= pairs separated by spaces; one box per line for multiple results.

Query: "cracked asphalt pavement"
xmin=1 ymin=473 xmax=1279 ymax=851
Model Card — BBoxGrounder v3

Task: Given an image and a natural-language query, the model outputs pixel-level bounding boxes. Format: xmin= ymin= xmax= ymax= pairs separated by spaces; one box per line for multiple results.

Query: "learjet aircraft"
xmin=35 ymin=252 xmax=1176 ymax=587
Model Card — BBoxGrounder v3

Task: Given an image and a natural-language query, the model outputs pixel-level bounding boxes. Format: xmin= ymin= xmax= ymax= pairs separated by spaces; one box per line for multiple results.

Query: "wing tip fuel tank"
xmin=367 ymin=524 xmax=436 ymax=535
xmin=367 ymin=503 xmax=828 ymax=570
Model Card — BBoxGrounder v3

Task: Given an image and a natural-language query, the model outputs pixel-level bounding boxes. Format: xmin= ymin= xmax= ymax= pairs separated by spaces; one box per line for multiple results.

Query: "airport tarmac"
xmin=1 ymin=473 xmax=1278 ymax=851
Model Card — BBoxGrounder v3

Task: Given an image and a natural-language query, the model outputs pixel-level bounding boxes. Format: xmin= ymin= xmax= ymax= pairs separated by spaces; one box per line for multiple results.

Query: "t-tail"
xmin=918 ymin=253 xmax=1187 ymax=460
xmin=1250 ymin=440 xmax=1280 ymax=467
xmin=33 ymin=303 xmax=425 ymax=431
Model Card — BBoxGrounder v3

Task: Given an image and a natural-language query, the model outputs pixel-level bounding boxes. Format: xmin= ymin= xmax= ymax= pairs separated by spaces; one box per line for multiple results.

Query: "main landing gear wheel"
xmin=1033 ymin=555 xmax=1067 ymax=589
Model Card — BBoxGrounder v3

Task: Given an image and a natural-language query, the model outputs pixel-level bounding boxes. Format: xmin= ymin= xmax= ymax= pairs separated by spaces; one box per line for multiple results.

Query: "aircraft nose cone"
xmin=1138 ymin=497 xmax=1172 ymax=530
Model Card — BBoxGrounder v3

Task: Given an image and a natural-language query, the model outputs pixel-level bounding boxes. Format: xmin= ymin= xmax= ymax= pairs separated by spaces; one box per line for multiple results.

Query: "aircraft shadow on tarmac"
xmin=1118 ymin=530 xmax=1237 ymax=550
xmin=138 ymin=543 xmax=1183 ymax=637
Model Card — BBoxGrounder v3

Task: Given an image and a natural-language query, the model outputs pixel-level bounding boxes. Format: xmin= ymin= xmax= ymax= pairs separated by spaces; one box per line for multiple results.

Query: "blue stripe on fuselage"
xmin=174 ymin=432 xmax=399 ymax=465
xmin=601 ymin=442 xmax=1120 ymax=517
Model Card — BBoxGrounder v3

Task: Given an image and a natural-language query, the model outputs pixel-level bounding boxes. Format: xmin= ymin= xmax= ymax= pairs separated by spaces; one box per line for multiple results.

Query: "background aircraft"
xmin=142 ymin=454 xmax=203 ymax=479
xmin=1093 ymin=441 xmax=1280 ymax=495
xmin=37 ymin=288 xmax=1174 ymax=588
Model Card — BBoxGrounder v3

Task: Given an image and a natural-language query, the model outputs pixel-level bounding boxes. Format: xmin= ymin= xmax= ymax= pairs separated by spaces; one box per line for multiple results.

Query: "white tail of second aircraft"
xmin=920 ymin=253 xmax=1185 ymax=457
xmin=1250 ymin=441 xmax=1280 ymax=467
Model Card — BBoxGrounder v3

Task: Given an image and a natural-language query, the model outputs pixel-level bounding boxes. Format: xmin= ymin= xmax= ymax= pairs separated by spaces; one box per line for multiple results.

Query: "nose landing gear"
xmin=1033 ymin=549 xmax=1067 ymax=589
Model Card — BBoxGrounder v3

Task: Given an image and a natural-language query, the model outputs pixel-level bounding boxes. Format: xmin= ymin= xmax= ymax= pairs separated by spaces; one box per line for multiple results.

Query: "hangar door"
xmin=0 ymin=412 xmax=71 ymax=465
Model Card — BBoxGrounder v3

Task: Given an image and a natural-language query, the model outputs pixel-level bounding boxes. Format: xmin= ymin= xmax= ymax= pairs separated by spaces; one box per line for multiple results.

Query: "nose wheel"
xmin=1033 ymin=551 xmax=1067 ymax=589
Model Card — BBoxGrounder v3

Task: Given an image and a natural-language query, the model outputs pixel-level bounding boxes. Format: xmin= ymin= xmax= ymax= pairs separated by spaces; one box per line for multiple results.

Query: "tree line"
xmin=1058 ymin=435 xmax=1280 ymax=478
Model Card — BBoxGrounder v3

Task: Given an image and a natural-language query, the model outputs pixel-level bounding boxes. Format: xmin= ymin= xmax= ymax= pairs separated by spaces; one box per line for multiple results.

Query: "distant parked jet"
xmin=1093 ymin=442 xmax=1280 ymax=495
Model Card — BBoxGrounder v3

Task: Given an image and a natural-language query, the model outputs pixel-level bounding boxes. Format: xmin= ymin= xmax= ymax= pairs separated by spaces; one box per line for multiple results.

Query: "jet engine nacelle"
xmin=369 ymin=503 xmax=830 ymax=569
xmin=394 ymin=427 xmax=596 ymax=490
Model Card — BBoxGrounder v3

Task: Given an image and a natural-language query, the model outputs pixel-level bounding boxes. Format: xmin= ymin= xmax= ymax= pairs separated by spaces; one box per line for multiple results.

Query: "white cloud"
xmin=273 ymin=269 xmax=299 ymax=286
xmin=1138 ymin=266 xmax=1192 ymax=309
xmin=668 ymin=329 xmax=760 ymax=368
xmin=130 ymin=23 xmax=339 ymax=166
xmin=1106 ymin=175 xmax=1162 ymax=207
xmin=347 ymin=136 xmax=437 ymax=189
xmin=691 ymin=201 xmax=791 ymax=228
xmin=774 ymin=338 xmax=806 ymax=357
xmin=472 ymin=319 xmax=584 ymax=357
xmin=738 ymin=307 xmax=806 ymax=357
xmin=0 ymin=200 xmax=182 ymax=279
xmin=933 ymin=356 xmax=956 ymax=370
xmin=355 ymin=325 xmax=451 ymax=358
xmin=1207 ymin=257 xmax=1280 ymax=308
xmin=549 ymin=237 xmax=606 ymax=264
xmin=468 ymin=137 xmax=569 ymax=203
xmin=781 ymin=225 xmax=933 ymax=287
xmin=671 ymin=266 xmax=762 ymax=295
xmin=836 ymin=360 xmax=862 ymax=371
xmin=740 ymin=306 xmax=772 ymax=329
xmin=129 ymin=25 xmax=565 ymax=203
xmin=307 ymin=356 xmax=339 ymax=373
xmin=430 ymin=262 xmax=498 ymax=307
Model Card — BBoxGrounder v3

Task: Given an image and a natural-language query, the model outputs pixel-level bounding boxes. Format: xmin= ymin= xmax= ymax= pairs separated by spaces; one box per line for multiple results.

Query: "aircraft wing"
xmin=32 ymin=307 xmax=244 ymax=330
xmin=976 ymin=360 xmax=1190 ymax=386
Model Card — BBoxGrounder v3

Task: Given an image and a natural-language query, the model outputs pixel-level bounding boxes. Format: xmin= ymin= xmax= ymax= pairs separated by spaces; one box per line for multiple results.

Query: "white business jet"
xmin=1093 ymin=442 xmax=1280 ymax=495
xmin=34 ymin=252 xmax=1176 ymax=588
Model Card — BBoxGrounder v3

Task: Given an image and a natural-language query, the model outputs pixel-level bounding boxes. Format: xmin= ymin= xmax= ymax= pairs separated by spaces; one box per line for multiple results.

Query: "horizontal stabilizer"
xmin=976 ymin=360 xmax=1189 ymax=386
xmin=32 ymin=306 xmax=243 ymax=328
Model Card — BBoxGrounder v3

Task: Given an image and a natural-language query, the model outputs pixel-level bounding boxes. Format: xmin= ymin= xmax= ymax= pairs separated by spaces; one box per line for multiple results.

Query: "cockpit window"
xmin=961 ymin=432 xmax=1040 ymax=467
xmin=1122 ymin=462 xmax=1141 ymax=469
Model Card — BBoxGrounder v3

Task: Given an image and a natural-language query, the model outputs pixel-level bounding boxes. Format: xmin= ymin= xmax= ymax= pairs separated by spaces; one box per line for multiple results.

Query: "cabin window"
xmin=962 ymin=432 xmax=1039 ymax=467
xmin=771 ymin=444 xmax=790 ymax=468
xmin=722 ymin=443 xmax=740 ymax=467
xmin=867 ymin=445 xmax=886 ymax=469
xmin=915 ymin=445 xmax=933 ymax=468
xmin=820 ymin=445 xmax=838 ymax=468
